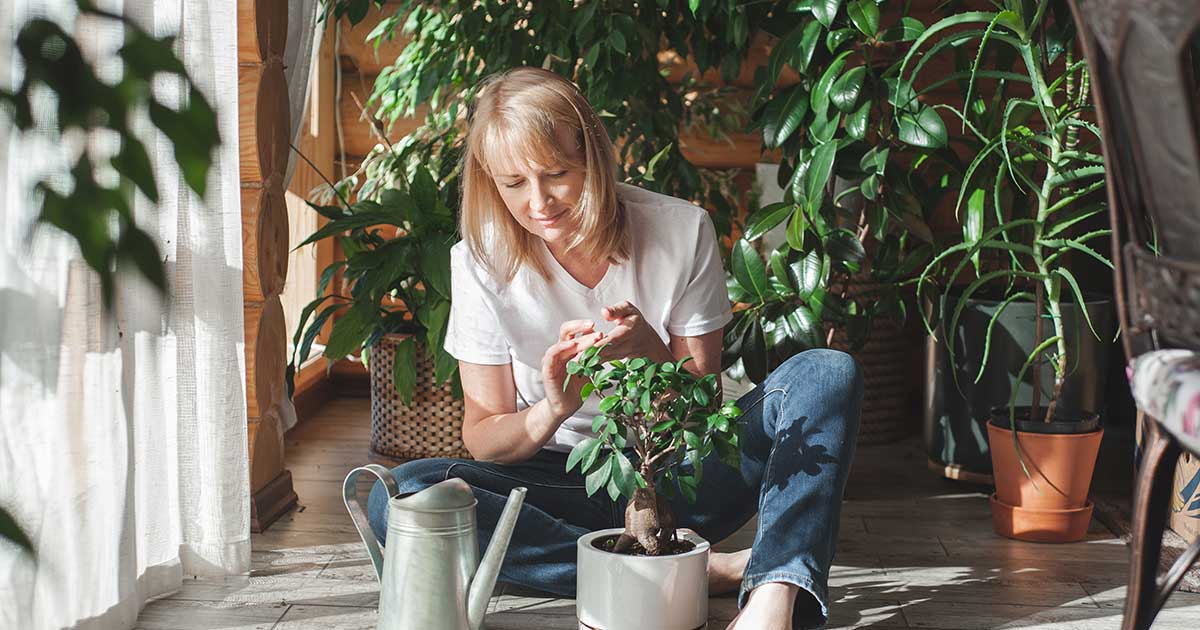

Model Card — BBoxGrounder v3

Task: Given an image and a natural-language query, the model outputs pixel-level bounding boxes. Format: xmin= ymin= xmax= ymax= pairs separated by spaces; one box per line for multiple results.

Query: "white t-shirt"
xmin=444 ymin=183 xmax=733 ymax=452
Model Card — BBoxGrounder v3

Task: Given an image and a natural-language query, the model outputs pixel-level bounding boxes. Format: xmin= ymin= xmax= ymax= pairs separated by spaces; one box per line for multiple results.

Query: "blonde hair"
xmin=461 ymin=67 xmax=628 ymax=284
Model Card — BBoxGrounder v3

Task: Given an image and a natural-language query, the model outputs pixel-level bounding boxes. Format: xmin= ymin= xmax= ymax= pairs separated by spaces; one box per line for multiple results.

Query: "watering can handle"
xmin=343 ymin=464 xmax=399 ymax=582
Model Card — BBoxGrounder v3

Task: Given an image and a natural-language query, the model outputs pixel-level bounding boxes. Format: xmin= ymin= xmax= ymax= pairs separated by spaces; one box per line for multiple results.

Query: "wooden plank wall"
xmin=238 ymin=0 xmax=299 ymax=532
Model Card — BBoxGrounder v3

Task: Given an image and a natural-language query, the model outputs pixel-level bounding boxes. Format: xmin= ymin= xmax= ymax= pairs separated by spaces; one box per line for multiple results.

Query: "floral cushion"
xmin=1130 ymin=349 xmax=1200 ymax=453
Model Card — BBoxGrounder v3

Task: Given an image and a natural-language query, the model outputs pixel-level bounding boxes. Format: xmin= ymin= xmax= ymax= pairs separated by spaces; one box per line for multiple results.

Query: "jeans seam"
xmin=444 ymin=462 xmax=586 ymax=490
xmin=741 ymin=385 xmax=787 ymax=590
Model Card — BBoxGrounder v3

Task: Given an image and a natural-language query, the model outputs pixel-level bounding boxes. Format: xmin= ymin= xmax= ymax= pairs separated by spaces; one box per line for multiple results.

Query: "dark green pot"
xmin=923 ymin=291 xmax=1116 ymax=480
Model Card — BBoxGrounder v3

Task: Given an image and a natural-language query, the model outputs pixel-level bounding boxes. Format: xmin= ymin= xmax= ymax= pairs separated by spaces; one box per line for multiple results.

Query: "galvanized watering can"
xmin=344 ymin=465 xmax=527 ymax=630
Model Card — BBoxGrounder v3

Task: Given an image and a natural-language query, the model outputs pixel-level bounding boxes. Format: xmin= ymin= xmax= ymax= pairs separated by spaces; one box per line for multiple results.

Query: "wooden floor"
xmin=137 ymin=397 xmax=1200 ymax=629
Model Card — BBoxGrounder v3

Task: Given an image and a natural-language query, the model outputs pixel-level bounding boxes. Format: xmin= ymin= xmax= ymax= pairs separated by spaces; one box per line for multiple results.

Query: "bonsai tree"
xmin=288 ymin=164 xmax=460 ymax=404
xmin=564 ymin=345 xmax=741 ymax=555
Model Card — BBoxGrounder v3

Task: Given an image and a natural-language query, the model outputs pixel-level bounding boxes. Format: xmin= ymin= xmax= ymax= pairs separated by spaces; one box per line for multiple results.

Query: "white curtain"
xmin=0 ymin=0 xmax=250 ymax=628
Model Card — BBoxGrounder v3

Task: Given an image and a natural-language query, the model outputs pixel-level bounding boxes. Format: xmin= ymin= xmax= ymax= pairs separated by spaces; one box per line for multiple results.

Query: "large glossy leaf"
xmin=806 ymin=142 xmax=838 ymax=209
xmin=811 ymin=0 xmax=843 ymax=27
xmin=732 ymin=239 xmax=772 ymax=301
xmin=826 ymin=228 xmax=866 ymax=266
xmin=788 ymin=249 xmax=823 ymax=299
xmin=811 ymin=51 xmax=851 ymax=115
xmin=845 ymin=100 xmax=870 ymax=139
xmin=847 ymin=0 xmax=880 ymax=37
xmin=883 ymin=17 xmax=925 ymax=42
xmin=392 ymin=336 xmax=417 ymax=405
xmin=744 ymin=202 xmax=793 ymax=241
xmin=765 ymin=85 xmax=809 ymax=148
xmin=885 ymin=77 xmax=919 ymax=112
xmin=793 ymin=20 xmax=824 ymax=73
xmin=786 ymin=206 xmax=808 ymax=251
xmin=898 ymin=106 xmax=948 ymax=148
xmin=742 ymin=317 xmax=769 ymax=383
xmin=830 ymin=65 xmax=866 ymax=112
xmin=770 ymin=247 xmax=793 ymax=292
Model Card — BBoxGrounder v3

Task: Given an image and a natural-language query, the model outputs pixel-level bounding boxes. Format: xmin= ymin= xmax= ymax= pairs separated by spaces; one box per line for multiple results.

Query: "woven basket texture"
xmin=369 ymin=334 xmax=469 ymax=462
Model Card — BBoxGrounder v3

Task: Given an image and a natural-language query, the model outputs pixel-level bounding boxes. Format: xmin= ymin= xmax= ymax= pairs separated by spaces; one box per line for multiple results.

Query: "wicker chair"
xmin=1067 ymin=2 xmax=1200 ymax=628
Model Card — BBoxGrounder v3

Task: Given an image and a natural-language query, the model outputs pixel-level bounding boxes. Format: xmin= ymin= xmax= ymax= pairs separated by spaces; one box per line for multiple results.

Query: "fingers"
xmin=559 ymin=319 xmax=596 ymax=342
xmin=546 ymin=332 xmax=604 ymax=367
xmin=602 ymin=300 xmax=640 ymax=322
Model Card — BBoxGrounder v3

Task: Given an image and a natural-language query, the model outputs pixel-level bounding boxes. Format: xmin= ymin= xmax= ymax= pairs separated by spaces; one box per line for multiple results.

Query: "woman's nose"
xmin=528 ymin=180 xmax=552 ymax=213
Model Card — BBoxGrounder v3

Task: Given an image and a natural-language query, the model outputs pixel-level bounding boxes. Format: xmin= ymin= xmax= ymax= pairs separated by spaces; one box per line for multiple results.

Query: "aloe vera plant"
xmin=904 ymin=0 xmax=1108 ymax=433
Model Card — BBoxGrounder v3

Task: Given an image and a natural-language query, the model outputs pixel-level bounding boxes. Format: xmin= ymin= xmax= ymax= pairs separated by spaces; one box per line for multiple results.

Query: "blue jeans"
xmin=367 ymin=349 xmax=863 ymax=629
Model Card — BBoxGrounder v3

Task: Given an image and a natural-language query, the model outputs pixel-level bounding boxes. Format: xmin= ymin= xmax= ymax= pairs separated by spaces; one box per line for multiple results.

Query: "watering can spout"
xmin=466 ymin=486 xmax=526 ymax=630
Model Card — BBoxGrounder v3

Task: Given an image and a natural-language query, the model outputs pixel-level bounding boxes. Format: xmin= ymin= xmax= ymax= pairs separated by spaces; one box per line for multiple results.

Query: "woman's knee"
xmin=767 ymin=348 xmax=863 ymax=401
xmin=367 ymin=458 xmax=460 ymax=542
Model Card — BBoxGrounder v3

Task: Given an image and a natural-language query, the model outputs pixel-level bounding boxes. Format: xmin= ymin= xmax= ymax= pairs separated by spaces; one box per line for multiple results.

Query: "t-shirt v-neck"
xmin=538 ymin=239 xmax=618 ymax=297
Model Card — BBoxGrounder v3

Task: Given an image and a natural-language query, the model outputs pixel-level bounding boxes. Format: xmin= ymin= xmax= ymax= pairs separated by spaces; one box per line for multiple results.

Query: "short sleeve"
xmin=667 ymin=212 xmax=733 ymax=337
xmin=443 ymin=245 xmax=512 ymax=364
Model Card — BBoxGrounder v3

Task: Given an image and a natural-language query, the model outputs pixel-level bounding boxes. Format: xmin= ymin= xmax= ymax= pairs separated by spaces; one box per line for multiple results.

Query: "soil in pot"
xmin=590 ymin=533 xmax=695 ymax=556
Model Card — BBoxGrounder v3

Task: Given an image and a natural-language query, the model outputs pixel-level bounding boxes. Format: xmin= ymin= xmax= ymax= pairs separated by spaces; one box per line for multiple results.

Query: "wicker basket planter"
xmin=826 ymin=280 xmax=921 ymax=445
xmin=368 ymin=334 xmax=469 ymax=463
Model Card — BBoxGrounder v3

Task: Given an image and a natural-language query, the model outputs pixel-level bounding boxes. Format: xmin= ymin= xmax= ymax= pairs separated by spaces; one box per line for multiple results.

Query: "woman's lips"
xmin=533 ymin=209 xmax=568 ymax=225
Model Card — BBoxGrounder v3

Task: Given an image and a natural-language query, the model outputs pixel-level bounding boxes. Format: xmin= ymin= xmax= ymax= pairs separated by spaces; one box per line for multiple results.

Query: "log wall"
xmin=238 ymin=0 xmax=298 ymax=533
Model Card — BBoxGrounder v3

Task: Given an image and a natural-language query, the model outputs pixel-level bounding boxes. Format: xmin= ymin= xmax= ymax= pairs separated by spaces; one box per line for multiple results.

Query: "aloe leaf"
xmin=1054 ymin=267 xmax=1102 ymax=340
xmin=975 ymin=292 xmax=1035 ymax=383
xmin=962 ymin=12 xmax=1016 ymax=132
xmin=1006 ymin=334 xmax=1065 ymax=484
xmin=964 ymin=188 xmax=985 ymax=273
xmin=945 ymin=269 xmax=1048 ymax=391
xmin=1045 ymin=202 xmax=1105 ymax=236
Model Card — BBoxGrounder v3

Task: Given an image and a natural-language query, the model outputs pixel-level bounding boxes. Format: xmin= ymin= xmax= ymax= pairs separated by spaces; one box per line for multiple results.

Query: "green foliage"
xmin=0 ymin=0 xmax=219 ymax=308
xmin=319 ymin=0 xmax=760 ymax=246
xmin=564 ymin=346 xmax=741 ymax=504
xmin=903 ymin=0 xmax=1109 ymax=425
xmin=730 ymin=0 xmax=945 ymax=382
xmin=287 ymin=165 xmax=459 ymax=405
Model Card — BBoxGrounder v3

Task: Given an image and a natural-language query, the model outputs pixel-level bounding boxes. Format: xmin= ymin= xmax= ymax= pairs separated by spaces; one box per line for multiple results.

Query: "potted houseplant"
xmin=728 ymin=1 xmax=941 ymax=443
xmin=564 ymin=346 xmax=740 ymax=630
xmin=287 ymin=163 xmax=466 ymax=461
xmin=904 ymin=0 xmax=1114 ymax=541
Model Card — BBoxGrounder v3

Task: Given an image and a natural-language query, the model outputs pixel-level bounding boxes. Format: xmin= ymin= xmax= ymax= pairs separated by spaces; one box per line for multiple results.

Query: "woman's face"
xmin=489 ymin=126 xmax=586 ymax=247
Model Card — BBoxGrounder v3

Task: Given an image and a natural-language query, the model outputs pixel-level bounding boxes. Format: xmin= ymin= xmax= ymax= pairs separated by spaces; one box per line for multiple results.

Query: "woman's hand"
xmin=599 ymin=301 xmax=673 ymax=364
xmin=542 ymin=319 xmax=604 ymax=420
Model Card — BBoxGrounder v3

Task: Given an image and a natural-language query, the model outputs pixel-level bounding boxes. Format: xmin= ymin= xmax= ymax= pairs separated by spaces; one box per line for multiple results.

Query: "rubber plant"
xmin=903 ymin=0 xmax=1108 ymax=454
xmin=724 ymin=0 xmax=949 ymax=382
xmin=287 ymin=164 xmax=460 ymax=405
xmin=0 ymin=0 xmax=219 ymax=558
xmin=565 ymin=345 xmax=741 ymax=555
xmin=318 ymin=0 xmax=764 ymax=244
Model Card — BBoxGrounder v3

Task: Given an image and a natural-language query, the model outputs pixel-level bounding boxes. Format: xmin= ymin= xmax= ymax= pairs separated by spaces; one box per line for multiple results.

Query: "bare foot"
xmin=707 ymin=549 xmax=751 ymax=596
xmin=724 ymin=582 xmax=798 ymax=630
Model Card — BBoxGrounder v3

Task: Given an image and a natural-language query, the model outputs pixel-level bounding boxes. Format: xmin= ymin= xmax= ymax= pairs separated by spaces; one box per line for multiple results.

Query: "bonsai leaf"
xmin=567 ymin=437 xmax=600 ymax=472
xmin=898 ymin=106 xmax=948 ymax=148
xmin=732 ymin=239 xmax=772 ymax=301
xmin=392 ymin=336 xmax=417 ymax=406
xmin=830 ymin=65 xmax=866 ymax=113
xmin=599 ymin=395 xmax=620 ymax=413
xmin=0 ymin=507 xmax=33 ymax=557
xmin=614 ymin=451 xmax=637 ymax=496
xmin=585 ymin=453 xmax=615 ymax=497
xmin=811 ymin=0 xmax=843 ymax=28
xmin=847 ymin=0 xmax=879 ymax=37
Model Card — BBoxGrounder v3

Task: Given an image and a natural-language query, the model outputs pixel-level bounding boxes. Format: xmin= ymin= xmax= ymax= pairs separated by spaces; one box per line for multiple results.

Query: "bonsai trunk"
xmin=612 ymin=466 xmax=676 ymax=556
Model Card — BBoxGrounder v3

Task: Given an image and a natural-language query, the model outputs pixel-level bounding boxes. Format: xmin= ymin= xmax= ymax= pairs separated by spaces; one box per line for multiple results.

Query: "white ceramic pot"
xmin=576 ymin=527 xmax=710 ymax=630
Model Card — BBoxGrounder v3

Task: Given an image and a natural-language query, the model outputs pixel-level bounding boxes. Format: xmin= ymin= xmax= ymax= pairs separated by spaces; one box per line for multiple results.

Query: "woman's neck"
xmin=547 ymin=241 xmax=609 ymax=289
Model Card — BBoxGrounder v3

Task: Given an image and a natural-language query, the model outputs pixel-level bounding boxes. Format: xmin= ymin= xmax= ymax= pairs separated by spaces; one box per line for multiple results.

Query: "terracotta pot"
xmin=986 ymin=408 xmax=1103 ymax=542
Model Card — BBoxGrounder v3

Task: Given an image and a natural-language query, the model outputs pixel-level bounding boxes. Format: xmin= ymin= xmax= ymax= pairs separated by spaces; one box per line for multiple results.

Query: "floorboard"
xmin=137 ymin=396 xmax=1200 ymax=629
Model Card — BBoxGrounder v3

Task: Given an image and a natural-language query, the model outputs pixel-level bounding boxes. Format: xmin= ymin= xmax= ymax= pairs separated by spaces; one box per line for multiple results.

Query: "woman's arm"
xmin=458 ymin=361 xmax=567 ymax=464
xmin=668 ymin=328 xmax=723 ymax=378
xmin=459 ymin=320 xmax=603 ymax=463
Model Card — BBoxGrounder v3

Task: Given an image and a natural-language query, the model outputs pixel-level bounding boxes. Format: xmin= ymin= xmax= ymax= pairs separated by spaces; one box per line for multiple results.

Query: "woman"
xmin=368 ymin=67 xmax=863 ymax=630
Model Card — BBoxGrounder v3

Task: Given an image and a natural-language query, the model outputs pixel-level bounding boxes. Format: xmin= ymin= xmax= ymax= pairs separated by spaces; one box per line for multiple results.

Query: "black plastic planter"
xmin=923 ymin=292 xmax=1115 ymax=481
